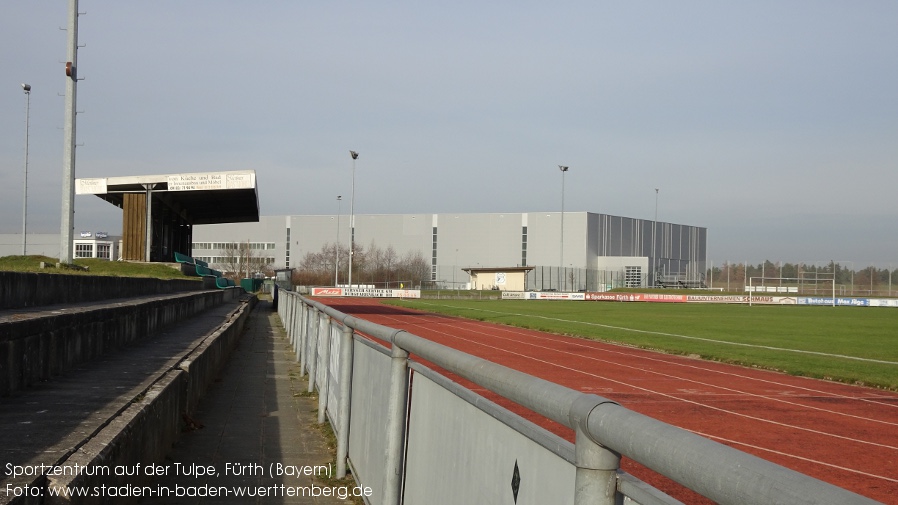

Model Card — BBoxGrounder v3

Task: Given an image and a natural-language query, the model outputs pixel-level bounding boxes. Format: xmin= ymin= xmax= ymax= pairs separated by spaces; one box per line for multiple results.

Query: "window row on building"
xmin=73 ymin=239 xmax=119 ymax=260
xmin=192 ymin=242 xmax=276 ymax=251
xmin=194 ymin=256 xmax=276 ymax=265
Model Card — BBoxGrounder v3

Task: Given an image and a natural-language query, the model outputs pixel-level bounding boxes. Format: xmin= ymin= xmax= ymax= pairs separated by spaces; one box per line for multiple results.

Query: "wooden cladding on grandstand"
xmin=122 ymin=193 xmax=147 ymax=261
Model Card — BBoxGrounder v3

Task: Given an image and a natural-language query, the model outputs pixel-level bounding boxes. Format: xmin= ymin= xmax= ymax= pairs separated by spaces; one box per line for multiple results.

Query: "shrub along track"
xmin=318 ymin=298 xmax=898 ymax=504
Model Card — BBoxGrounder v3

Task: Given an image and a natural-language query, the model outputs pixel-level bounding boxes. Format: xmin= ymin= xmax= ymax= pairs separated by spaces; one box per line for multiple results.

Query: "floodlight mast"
xmin=60 ymin=0 xmax=80 ymax=264
xmin=348 ymin=151 xmax=358 ymax=288
xmin=22 ymin=84 xmax=32 ymax=255
xmin=653 ymin=188 xmax=659 ymax=284
xmin=334 ymin=196 xmax=342 ymax=286
xmin=559 ymin=165 xmax=569 ymax=291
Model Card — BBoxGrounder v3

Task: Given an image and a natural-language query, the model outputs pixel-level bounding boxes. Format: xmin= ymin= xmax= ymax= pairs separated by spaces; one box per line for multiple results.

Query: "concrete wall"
xmin=0 ymin=289 xmax=241 ymax=396
xmin=178 ymin=295 xmax=257 ymax=414
xmin=0 ymin=271 xmax=203 ymax=310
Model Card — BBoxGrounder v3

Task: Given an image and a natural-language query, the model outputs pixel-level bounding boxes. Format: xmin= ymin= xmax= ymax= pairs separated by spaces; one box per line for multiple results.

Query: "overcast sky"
xmin=2 ymin=1 xmax=897 ymax=266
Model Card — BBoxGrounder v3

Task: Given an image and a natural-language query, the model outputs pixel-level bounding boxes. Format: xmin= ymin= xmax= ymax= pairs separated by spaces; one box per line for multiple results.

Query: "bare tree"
xmin=218 ymin=241 xmax=273 ymax=280
xmin=294 ymin=241 xmax=430 ymax=288
xmin=399 ymin=249 xmax=430 ymax=288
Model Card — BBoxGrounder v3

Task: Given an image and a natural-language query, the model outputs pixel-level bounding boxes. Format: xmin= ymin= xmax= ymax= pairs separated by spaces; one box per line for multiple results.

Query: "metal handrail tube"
xmin=585 ymin=405 xmax=876 ymax=505
xmin=293 ymin=293 xmax=879 ymax=505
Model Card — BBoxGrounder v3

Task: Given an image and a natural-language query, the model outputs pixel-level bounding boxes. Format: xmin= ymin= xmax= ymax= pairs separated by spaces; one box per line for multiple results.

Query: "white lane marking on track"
xmin=412 ymin=301 xmax=898 ymax=366
xmin=402 ymin=304 xmax=898 ymax=410
xmin=370 ymin=312 xmax=898 ymax=454
xmin=436 ymin=317 xmax=898 ymax=427
xmin=690 ymin=429 xmax=898 ymax=484
xmin=429 ymin=314 xmax=898 ymax=422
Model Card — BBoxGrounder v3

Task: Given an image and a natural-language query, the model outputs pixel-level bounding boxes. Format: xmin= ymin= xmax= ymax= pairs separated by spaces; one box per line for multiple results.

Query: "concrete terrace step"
xmin=0 ymin=272 xmax=203 ymax=311
xmin=1 ymin=289 xmax=242 ymax=397
xmin=0 ymin=296 xmax=251 ymax=505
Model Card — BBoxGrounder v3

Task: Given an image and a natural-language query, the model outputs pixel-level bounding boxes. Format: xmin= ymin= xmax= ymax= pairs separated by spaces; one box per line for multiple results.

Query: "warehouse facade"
xmin=192 ymin=211 xmax=706 ymax=291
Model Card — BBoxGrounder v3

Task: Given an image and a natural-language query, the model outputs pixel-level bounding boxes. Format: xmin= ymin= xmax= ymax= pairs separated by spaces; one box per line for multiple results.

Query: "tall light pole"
xmin=60 ymin=0 xmax=80 ymax=264
xmin=558 ymin=165 xmax=569 ymax=291
xmin=652 ymin=188 xmax=659 ymax=284
xmin=334 ymin=195 xmax=342 ymax=286
xmin=21 ymin=83 xmax=32 ymax=256
xmin=348 ymin=151 xmax=358 ymax=288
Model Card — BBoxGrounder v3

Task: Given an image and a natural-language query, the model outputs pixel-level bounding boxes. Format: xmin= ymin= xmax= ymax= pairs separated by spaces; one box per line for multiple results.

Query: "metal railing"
xmin=275 ymin=288 xmax=880 ymax=505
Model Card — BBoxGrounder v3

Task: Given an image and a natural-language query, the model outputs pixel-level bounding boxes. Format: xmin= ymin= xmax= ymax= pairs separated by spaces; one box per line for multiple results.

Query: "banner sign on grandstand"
xmin=166 ymin=171 xmax=255 ymax=191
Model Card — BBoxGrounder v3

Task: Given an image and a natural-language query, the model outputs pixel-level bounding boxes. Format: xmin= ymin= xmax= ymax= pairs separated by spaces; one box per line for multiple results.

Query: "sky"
xmin=2 ymin=1 xmax=897 ymax=267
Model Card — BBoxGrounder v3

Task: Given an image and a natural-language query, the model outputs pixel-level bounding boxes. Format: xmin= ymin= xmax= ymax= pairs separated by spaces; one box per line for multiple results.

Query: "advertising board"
xmin=309 ymin=288 xmax=421 ymax=298
xmin=311 ymin=287 xmax=344 ymax=297
xmin=798 ymin=297 xmax=869 ymax=307
xmin=585 ymin=293 xmax=686 ymax=303
xmin=526 ymin=292 xmax=586 ymax=300
xmin=868 ymin=299 xmax=898 ymax=307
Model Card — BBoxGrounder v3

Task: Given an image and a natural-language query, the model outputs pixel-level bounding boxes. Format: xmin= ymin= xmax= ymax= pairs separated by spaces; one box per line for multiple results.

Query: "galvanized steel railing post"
xmin=382 ymin=342 xmax=410 ymax=505
xmin=573 ymin=427 xmax=621 ymax=505
xmin=570 ymin=395 xmax=622 ymax=505
xmin=294 ymin=300 xmax=304 ymax=363
xmin=317 ymin=314 xmax=333 ymax=424
xmin=335 ymin=322 xmax=355 ymax=479
xmin=300 ymin=303 xmax=310 ymax=373
xmin=307 ymin=307 xmax=320 ymax=393
xmin=291 ymin=295 xmax=299 ymax=349
xmin=286 ymin=293 xmax=295 ymax=347
xmin=276 ymin=289 xmax=284 ymax=320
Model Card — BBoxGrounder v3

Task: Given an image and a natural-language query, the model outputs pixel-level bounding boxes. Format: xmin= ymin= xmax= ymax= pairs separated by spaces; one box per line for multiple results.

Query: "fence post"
xmin=293 ymin=298 xmax=306 ymax=364
xmin=286 ymin=294 xmax=295 ymax=347
xmin=307 ymin=307 xmax=320 ymax=393
xmin=335 ymin=322 xmax=354 ymax=479
xmin=570 ymin=395 xmax=621 ymax=505
xmin=382 ymin=341 xmax=410 ymax=505
xmin=317 ymin=314 xmax=333 ymax=424
xmin=276 ymin=288 xmax=284 ymax=320
xmin=573 ymin=427 xmax=620 ymax=505
xmin=291 ymin=295 xmax=299 ymax=350
xmin=300 ymin=303 xmax=309 ymax=373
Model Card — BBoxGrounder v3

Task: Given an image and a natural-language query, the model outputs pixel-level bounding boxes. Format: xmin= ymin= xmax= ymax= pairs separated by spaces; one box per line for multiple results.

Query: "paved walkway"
xmin=140 ymin=300 xmax=355 ymax=505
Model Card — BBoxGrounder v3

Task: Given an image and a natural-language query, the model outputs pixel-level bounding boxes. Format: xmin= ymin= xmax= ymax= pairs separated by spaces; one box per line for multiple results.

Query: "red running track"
xmin=318 ymin=298 xmax=898 ymax=504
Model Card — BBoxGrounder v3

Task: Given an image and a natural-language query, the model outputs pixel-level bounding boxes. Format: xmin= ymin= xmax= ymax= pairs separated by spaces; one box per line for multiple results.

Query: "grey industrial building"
xmin=192 ymin=212 xmax=707 ymax=291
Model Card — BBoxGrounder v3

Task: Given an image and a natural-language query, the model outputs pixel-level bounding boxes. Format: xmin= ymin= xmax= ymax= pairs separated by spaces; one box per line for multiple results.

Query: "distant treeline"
xmin=294 ymin=241 xmax=430 ymax=288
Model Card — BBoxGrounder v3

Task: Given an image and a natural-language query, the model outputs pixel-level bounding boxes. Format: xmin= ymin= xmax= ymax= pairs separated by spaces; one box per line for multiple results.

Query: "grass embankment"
xmin=386 ymin=298 xmax=898 ymax=391
xmin=0 ymin=255 xmax=195 ymax=281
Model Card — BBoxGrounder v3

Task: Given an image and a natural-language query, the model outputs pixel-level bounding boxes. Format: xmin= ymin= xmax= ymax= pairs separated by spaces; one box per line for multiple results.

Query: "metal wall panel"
xmin=315 ymin=316 xmax=328 ymax=389
xmin=347 ymin=338 xmax=393 ymax=505
xmin=326 ymin=323 xmax=341 ymax=424
xmin=403 ymin=373 xmax=575 ymax=505
xmin=355 ymin=214 xmax=433 ymax=254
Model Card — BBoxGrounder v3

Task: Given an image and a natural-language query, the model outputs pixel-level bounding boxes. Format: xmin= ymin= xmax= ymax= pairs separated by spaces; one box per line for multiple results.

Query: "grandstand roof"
xmin=75 ymin=170 xmax=260 ymax=224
